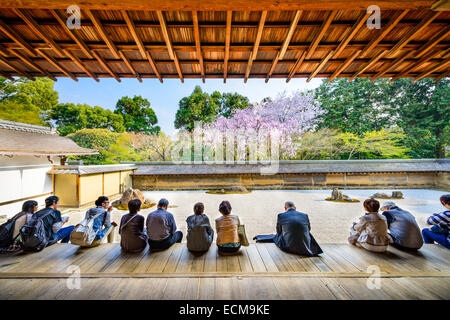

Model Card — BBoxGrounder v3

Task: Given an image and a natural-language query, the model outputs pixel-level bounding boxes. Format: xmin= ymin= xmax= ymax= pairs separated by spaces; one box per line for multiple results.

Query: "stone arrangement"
xmin=325 ymin=188 xmax=359 ymax=202
xmin=371 ymin=191 xmax=404 ymax=199
xmin=206 ymin=186 xmax=251 ymax=194
xmin=111 ymin=187 xmax=156 ymax=210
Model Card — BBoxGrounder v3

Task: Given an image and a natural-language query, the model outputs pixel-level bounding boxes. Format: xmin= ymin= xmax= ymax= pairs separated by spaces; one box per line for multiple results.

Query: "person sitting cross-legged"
xmin=82 ymin=196 xmax=118 ymax=247
xmin=186 ymin=202 xmax=214 ymax=253
xmin=348 ymin=198 xmax=390 ymax=253
xmin=119 ymin=199 xmax=148 ymax=253
xmin=146 ymin=198 xmax=183 ymax=251
xmin=380 ymin=201 xmax=423 ymax=251
xmin=421 ymin=194 xmax=450 ymax=249
xmin=215 ymin=201 xmax=241 ymax=255
xmin=36 ymin=196 xmax=74 ymax=246
xmin=274 ymin=201 xmax=323 ymax=256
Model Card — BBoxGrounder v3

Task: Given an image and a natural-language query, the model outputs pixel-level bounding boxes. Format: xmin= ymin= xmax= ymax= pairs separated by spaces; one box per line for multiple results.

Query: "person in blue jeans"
xmin=422 ymin=194 xmax=450 ymax=249
xmin=82 ymin=196 xmax=118 ymax=247
xmin=33 ymin=196 xmax=74 ymax=246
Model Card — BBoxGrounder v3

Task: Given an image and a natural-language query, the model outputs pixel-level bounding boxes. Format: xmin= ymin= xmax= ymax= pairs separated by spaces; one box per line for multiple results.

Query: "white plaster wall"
xmin=0 ymin=155 xmax=52 ymax=217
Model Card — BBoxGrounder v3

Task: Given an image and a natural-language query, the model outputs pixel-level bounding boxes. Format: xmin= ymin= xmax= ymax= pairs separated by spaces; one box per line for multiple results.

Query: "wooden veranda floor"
xmin=0 ymin=243 xmax=448 ymax=300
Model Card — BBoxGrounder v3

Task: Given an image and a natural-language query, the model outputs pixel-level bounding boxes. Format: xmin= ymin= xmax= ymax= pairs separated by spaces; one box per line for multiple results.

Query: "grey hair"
xmin=381 ymin=201 xmax=396 ymax=209
xmin=158 ymin=198 xmax=169 ymax=207
xmin=284 ymin=201 xmax=295 ymax=208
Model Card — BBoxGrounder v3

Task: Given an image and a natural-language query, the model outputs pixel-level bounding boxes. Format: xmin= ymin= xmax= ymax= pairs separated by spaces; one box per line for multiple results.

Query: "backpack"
xmin=20 ymin=211 xmax=53 ymax=251
xmin=0 ymin=215 xmax=20 ymax=248
xmin=70 ymin=210 xmax=104 ymax=246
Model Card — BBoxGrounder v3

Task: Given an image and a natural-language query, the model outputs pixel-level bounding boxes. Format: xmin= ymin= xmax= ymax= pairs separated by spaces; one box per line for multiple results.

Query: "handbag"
xmin=238 ymin=224 xmax=249 ymax=247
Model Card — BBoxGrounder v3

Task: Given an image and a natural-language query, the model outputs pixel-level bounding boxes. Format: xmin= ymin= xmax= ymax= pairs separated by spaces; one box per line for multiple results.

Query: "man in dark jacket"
xmin=274 ymin=201 xmax=323 ymax=256
xmin=381 ymin=201 xmax=423 ymax=250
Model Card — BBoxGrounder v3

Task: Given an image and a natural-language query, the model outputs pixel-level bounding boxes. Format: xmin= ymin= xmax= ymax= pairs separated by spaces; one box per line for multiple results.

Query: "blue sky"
xmin=54 ymin=77 xmax=322 ymax=135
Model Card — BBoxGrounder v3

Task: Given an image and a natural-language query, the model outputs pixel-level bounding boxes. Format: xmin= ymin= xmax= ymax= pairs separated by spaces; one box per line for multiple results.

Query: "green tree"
xmin=388 ymin=78 xmax=450 ymax=158
xmin=114 ymin=95 xmax=159 ymax=134
xmin=49 ymin=103 xmax=125 ymax=136
xmin=314 ymin=78 xmax=392 ymax=135
xmin=0 ymin=77 xmax=59 ymax=125
xmin=175 ymin=86 xmax=250 ymax=131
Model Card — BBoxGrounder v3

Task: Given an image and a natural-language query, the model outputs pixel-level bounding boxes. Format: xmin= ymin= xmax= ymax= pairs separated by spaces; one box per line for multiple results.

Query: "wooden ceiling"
xmin=0 ymin=1 xmax=448 ymax=83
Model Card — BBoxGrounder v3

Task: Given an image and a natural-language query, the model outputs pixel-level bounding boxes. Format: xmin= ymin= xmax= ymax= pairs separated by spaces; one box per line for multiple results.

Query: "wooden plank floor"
xmin=0 ymin=243 xmax=448 ymax=300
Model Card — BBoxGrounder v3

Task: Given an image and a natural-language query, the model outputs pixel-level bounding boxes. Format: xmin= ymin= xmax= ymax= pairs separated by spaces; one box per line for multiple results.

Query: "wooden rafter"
xmin=390 ymin=50 xmax=438 ymax=81
xmin=13 ymin=8 xmax=65 ymax=58
xmin=415 ymin=25 xmax=450 ymax=59
xmin=146 ymin=50 xmax=162 ymax=83
xmin=0 ymin=55 xmax=35 ymax=80
xmin=265 ymin=10 xmax=301 ymax=83
xmin=91 ymin=50 xmax=120 ymax=82
xmin=286 ymin=50 xmax=306 ymax=82
xmin=121 ymin=10 xmax=146 ymax=59
xmin=328 ymin=49 xmax=361 ymax=82
xmin=305 ymin=10 xmax=338 ymax=60
xmin=0 ymin=18 xmax=37 ymax=57
xmin=192 ymin=11 xmax=205 ymax=82
xmin=0 ymin=71 xmax=14 ymax=80
xmin=332 ymin=11 xmax=371 ymax=59
xmin=38 ymin=49 xmax=78 ymax=81
xmin=307 ymin=50 xmax=334 ymax=82
xmin=50 ymin=9 xmax=93 ymax=59
xmin=360 ymin=10 xmax=409 ymax=58
xmin=434 ymin=69 xmax=450 ymax=81
xmin=244 ymin=10 xmax=267 ymax=83
xmin=414 ymin=57 xmax=450 ymax=81
xmin=349 ymin=49 xmax=387 ymax=81
xmin=157 ymin=10 xmax=183 ymax=82
xmin=86 ymin=9 xmax=120 ymax=59
xmin=223 ymin=10 xmax=232 ymax=83
xmin=371 ymin=50 xmax=415 ymax=81
xmin=63 ymin=49 xmax=99 ymax=82
xmin=387 ymin=10 xmax=441 ymax=58
xmin=119 ymin=50 xmax=142 ymax=82
xmin=7 ymin=48 xmax=57 ymax=80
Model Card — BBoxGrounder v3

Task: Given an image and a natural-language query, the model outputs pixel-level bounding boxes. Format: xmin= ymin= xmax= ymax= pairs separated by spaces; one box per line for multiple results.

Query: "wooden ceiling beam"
xmin=434 ymin=69 xmax=450 ymax=81
xmin=414 ymin=57 xmax=450 ymax=81
xmin=387 ymin=10 xmax=441 ymax=58
xmin=38 ymin=49 xmax=77 ymax=81
xmin=328 ymin=49 xmax=361 ymax=81
xmin=86 ymin=9 xmax=120 ymax=59
xmin=305 ymin=10 xmax=339 ymax=60
xmin=266 ymin=10 xmax=301 ymax=83
xmin=332 ymin=11 xmax=371 ymax=59
xmin=146 ymin=50 xmax=163 ymax=83
xmin=371 ymin=50 xmax=415 ymax=81
xmin=157 ymin=10 xmax=183 ymax=82
xmin=286 ymin=50 xmax=306 ymax=82
xmin=13 ymin=8 xmax=65 ymax=58
xmin=350 ymin=49 xmax=387 ymax=81
xmin=223 ymin=10 xmax=232 ymax=83
xmin=192 ymin=11 xmax=205 ymax=83
xmin=7 ymin=48 xmax=57 ymax=80
xmin=119 ymin=50 xmax=142 ymax=82
xmin=390 ymin=49 xmax=438 ymax=81
xmin=91 ymin=50 xmax=120 ymax=82
xmin=0 ymin=55 xmax=35 ymax=80
xmin=244 ymin=10 xmax=267 ymax=83
xmin=121 ymin=10 xmax=146 ymax=60
xmin=63 ymin=49 xmax=99 ymax=82
xmin=0 ymin=18 xmax=37 ymax=57
xmin=360 ymin=9 xmax=409 ymax=58
xmin=50 ymin=9 xmax=93 ymax=59
xmin=307 ymin=50 xmax=334 ymax=82
xmin=0 ymin=71 xmax=14 ymax=80
xmin=0 ymin=1 xmax=436 ymax=11
xmin=415 ymin=25 xmax=450 ymax=59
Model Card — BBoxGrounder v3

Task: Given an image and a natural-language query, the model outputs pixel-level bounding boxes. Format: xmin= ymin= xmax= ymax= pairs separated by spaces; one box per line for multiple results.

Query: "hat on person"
xmin=381 ymin=201 xmax=396 ymax=210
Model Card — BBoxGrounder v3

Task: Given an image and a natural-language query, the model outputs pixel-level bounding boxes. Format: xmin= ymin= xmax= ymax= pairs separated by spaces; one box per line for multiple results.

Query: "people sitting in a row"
xmin=2 ymin=194 xmax=449 ymax=255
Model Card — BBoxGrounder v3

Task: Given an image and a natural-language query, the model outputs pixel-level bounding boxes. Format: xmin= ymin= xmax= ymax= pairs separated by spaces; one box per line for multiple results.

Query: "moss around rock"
xmin=112 ymin=187 xmax=156 ymax=210
xmin=325 ymin=188 xmax=359 ymax=202
xmin=325 ymin=197 xmax=360 ymax=203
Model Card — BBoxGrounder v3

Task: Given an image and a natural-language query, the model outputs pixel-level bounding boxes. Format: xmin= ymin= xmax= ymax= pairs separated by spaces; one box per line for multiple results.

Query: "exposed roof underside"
xmin=0 ymin=1 xmax=448 ymax=83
